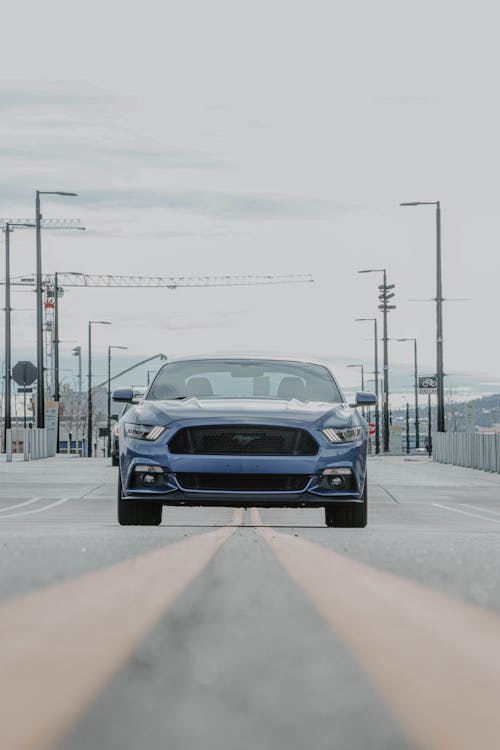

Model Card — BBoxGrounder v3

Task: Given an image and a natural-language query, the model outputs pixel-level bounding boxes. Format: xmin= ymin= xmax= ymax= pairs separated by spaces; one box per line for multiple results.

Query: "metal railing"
xmin=433 ymin=432 xmax=500 ymax=473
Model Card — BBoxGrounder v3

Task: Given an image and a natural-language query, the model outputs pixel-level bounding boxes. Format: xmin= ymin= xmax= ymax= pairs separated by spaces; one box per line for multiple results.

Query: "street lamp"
xmin=2 ymin=222 xmax=34 ymax=457
xmin=87 ymin=320 xmax=111 ymax=457
xmin=35 ymin=190 xmax=77 ymax=428
xmin=107 ymin=345 xmax=128 ymax=457
xmin=395 ymin=337 xmax=420 ymax=449
xmin=358 ymin=269 xmax=395 ymax=452
xmin=400 ymin=200 xmax=445 ymax=432
xmin=355 ymin=317 xmax=380 ymax=454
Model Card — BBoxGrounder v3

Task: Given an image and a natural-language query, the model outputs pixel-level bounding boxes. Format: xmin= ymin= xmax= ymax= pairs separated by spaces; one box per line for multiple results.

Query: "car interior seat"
xmin=185 ymin=377 xmax=214 ymax=397
xmin=276 ymin=376 xmax=306 ymax=400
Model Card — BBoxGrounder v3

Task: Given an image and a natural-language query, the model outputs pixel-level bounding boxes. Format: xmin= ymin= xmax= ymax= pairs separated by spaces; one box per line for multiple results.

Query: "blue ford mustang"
xmin=112 ymin=356 xmax=376 ymax=528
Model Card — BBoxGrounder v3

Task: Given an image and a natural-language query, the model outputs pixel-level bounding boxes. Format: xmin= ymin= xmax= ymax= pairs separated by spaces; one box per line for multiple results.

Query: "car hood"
xmin=131 ymin=398 xmax=359 ymax=428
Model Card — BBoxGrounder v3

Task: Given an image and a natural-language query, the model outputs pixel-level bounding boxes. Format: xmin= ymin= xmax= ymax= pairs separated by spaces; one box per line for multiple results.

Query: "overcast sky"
xmin=1 ymin=1 xmax=499 ymax=403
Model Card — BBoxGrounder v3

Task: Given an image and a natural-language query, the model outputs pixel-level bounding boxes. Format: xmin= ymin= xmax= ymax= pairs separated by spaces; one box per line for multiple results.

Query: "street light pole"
xmin=395 ymin=337 xmax=420 ymax=449
xmin=3 ymin=225 xmax=11 ymax=454
xmin=400 ymin=200 xmax=445 ymax=432
xmin=35 ymin=190 xmax=77 ymax=428
xmin=355 ymin=317 xmax=380 ymax=454
xmin=107 ymin=345 xmax=128 ymax=457
xmin=3 ymin=221 xmax=35 ymax=455
xmin=87 ymin=320 xmax=111 ymax=457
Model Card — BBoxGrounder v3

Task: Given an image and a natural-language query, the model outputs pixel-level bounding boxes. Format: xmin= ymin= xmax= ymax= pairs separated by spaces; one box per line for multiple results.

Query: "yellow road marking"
xmin=0 ymin=509 xmax=242 ymax=750
xmin=252 ymin=508 xmax=500 ymax=750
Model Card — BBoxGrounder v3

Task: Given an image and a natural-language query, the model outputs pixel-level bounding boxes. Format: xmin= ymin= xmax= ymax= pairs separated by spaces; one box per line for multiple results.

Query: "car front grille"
xmin=176 ymin=473 xmax=309 ymax=492
xmin=168 ymin=425 xmax=318 ymax=456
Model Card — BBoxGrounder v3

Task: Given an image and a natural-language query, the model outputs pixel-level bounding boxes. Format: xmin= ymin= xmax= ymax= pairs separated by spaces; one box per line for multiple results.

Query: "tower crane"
xmin=3 ymin=270 xmax=313 ymax=399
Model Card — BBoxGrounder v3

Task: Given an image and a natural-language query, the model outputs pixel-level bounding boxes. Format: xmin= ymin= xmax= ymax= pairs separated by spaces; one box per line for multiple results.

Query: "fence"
xmin=433 ymin=432 xmax=500 ymax=473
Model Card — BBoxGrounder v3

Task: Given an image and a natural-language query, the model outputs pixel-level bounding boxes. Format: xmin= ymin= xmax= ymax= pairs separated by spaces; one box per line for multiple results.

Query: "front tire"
xmin=117 ymin=473 xmax=162 ymax=526
xmin=325 ymin=478 xmax=367 ymax=528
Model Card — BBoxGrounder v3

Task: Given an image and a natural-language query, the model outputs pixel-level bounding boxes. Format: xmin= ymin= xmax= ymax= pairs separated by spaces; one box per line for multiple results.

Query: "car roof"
xmin=163 ymin=353 xmax=332 ymax=368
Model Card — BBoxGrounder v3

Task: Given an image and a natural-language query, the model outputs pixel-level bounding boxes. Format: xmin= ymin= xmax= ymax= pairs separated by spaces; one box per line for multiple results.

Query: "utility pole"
xmin=358 ymin=268 xmax=395 ymax=453
xmin=378 ymin=272 xmax=396 ymax=452
xmin=87 ymin=321 xmax=111 ymax=457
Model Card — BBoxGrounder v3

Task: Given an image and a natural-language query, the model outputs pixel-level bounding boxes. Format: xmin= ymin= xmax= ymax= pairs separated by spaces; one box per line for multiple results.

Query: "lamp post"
xmin=358 ymin=269 xmax=395 ymax=452
xmin=395 ymin=337 xmax=420 ymax=449
xmin=35 ymin=190 xmax=77 ymax=428
xmin=355 ymin=317 xmax=380 ymax=454
xmin=107 ymin=345 xmax=128 ymax=457
xmin=3 ymin=222 xmax=34 ymax=456
xmin=87 ymin=320 xmax=111 ymax=457
xmin=400 ymin=200 xmax=445 ymax=432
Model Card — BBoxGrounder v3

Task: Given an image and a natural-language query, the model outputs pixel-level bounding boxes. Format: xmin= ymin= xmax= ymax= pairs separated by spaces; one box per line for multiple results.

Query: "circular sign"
xmin=368 ymin=423 xmax=376 ymax=436
xmin=12 ymin=360 xmax=37 ymax=386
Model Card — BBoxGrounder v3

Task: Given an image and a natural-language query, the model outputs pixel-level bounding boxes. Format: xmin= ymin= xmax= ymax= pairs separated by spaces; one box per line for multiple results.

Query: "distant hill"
xmin=390 ymin=392 xmax=500 ymax=431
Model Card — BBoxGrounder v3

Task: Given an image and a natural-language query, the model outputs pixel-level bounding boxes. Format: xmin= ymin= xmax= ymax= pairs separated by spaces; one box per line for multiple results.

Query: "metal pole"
xmin=436 ymin=202 xmax=445 ymax=432
xmin=78 ymin=349 xmax=82 ymax=393
xmin=87 ymin=322 xmax=92 ymax=457
xmin=35 ymin=191 xmax=45 ymax=428
xmin=107 ymin=346 xmax=111 ymax=458
xmin=414 ymin=338 xmax=420 ymax=448
xmin=54 ymin=272 xmax=60 ymax=452
xmin=382 ymin=270 xmax=390 ymax=452
xmin=406 ymin=402 xmax=410 ymax=454
xmin=374 ymin=318 xmax=380 ymax=455
xmin=427 ymin=393 xmax=432 ymax=455
xmin=3 ymin=225 xmax=11 ymax=452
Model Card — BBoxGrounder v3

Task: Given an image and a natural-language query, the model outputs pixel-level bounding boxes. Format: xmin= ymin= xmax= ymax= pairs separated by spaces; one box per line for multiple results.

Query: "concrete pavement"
xmin=1 ymin=455 xmax=500 ymax=749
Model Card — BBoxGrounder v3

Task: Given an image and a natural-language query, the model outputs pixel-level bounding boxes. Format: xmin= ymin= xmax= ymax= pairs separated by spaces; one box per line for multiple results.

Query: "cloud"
xmin=76 ymin=187 xmax=356 ymax=220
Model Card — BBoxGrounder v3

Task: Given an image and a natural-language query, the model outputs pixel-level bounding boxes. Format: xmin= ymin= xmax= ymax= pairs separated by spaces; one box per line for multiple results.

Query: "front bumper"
xmin=119 ymin=436 xmax=367 ymax=508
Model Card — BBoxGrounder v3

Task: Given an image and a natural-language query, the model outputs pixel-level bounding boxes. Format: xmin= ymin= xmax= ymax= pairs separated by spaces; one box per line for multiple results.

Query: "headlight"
xmin=321 ymin=426 xmax=363 ymax=443
xmin=124 ymin=423 xmax=166 ymax=441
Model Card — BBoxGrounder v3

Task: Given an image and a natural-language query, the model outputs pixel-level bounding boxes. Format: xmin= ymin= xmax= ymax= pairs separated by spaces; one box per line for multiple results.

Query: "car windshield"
xmin=147 ymin=359 xmax=342 ymax=403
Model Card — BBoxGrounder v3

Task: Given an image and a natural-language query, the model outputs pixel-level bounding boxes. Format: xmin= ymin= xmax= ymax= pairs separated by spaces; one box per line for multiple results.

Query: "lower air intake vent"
xmin=176 ymin=473 xmax=309 ymax=492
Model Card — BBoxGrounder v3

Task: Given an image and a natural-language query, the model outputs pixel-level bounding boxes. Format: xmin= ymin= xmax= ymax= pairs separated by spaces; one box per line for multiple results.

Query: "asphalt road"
xmin=2 ymin=454 xmax=500 ymax=750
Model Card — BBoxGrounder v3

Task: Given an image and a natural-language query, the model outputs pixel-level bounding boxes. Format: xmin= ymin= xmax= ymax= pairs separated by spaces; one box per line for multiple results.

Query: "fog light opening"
xmin=142 ymin=474 xmax=156 ymax=486
xmin=329 ymin=475 xmax=344 ymax=489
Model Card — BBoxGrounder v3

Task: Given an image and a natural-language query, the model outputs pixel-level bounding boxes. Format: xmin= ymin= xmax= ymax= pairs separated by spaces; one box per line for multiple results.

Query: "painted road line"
xmin=0 ymin=497 xmax=74 ymax=520
xmin=0 ymin=508 xmax=242 ymax=750
xmin=460 ymin=503 xmax=500 ymax=517
xmin=433 ymin=503 xmax=500 ymax=524
xmin=0 ymin=497 xmax=43 ymax=513
xmin=252 ymin=508 xmax=500 ymax=750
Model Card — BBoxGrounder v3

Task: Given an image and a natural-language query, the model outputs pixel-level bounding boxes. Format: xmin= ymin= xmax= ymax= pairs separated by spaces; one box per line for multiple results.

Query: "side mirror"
xmin=110 ymin=413 xmax=119 ymax=421
xmin=112 ymin=388 xmax=134 ymax=403
xmin=350 ymin=391 xmax=377 ymax=407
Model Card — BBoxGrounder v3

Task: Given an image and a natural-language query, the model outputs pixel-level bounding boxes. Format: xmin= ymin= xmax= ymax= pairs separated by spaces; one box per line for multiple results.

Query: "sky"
xmin=1 ymin=0 xmax=500 ymax=405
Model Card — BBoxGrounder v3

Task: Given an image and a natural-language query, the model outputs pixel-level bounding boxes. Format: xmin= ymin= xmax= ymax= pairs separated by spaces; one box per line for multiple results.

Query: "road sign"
xmin=12 ymin=360 xmax=37 ymax=387
xmin=419 ymin=375 xmax=437 ymax=395
xmin=368 ymin=423 xmax=376 ymax=436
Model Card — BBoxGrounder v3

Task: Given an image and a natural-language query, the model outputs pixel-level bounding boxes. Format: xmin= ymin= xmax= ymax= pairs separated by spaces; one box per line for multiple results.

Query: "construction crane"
xmin=12 ymin=271 xmax=313 ymax=289
xmin=1 ymin=270 xmax=313 ymax=399
xmin=0 ymin=218 xmax=83 ymax=230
